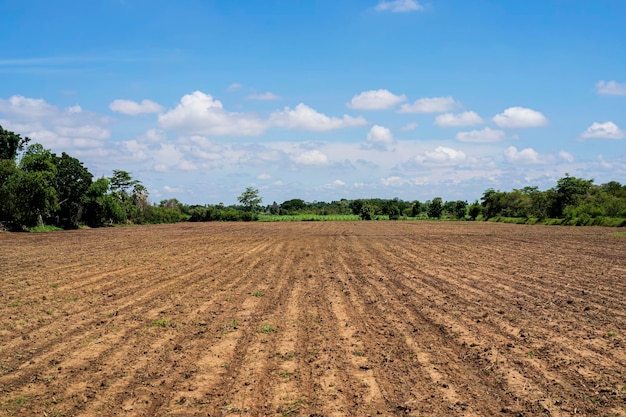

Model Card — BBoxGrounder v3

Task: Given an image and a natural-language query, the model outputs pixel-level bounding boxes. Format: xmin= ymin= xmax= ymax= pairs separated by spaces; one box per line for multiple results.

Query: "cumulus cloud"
xmin=247 ymin=92 xmax=280 ymax=100
xmin=348 ymin=89 xmax=407 ymax=110
xmin=504 ymin=146 xmax=542 ymax=164
xmin=456 ymin=127 xmax=506 ymax=143
xmin=398 ymin=96 xmax=460 ymax=114
xmin=0 ymin=94 xmax=111 ymax=150
xmin=414 ymin=146 xmax=467 ymax=166
xmin=596 ymin=80 xmax=626 ymax=95
xmin=580 ymin=121 xmax=625 ymax=139
xmin=366 ymin=125 xmax=394 ymax=145
xmin=559 ymin=150 xmax=574 ymax=163
xmin=375 ymin=0 xmax=424 ymax=13
xmin=158 ymin=91 xmax=268 ymax=136
xmin=270 ymin=103 xmax=367 ymax=131
xmin=399 ymin=122 xmax=418 ymax=131
xmin=109 ymin=99 xmax=163 ymax=115
xmin=290 ymin=149 xmax=329 ymax=165
xmin=136 ymin=128 xmax=167 ymax=143
xmin=435 ymin=111 xmax=484 ymax=127
xmin=493 ymin=107 xmax=548 ymax=128
xmin=322 ymin=179 xmax=346 ymax=189
xmin=381 ymin=176 xmax=405 ymax=186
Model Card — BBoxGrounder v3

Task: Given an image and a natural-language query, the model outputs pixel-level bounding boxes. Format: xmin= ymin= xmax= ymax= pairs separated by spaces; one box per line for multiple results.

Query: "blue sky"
xmin=1 ymin=0 xmax=625 ymax=205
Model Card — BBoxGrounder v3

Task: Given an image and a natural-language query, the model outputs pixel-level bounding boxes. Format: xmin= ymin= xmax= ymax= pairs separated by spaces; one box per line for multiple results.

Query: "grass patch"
xmin=258 ymin=214 xmax=360 ymax=222
xmin=150 ymin=319 xmax=170 ymax=327
xmin=66 ymin=296 xmax=78 ymax=302
xmin=607 ymin=331 xmax=617 ymax=338
xmin=259 ymin=324 xmax=276 ymax=334
xmin=27 ymin=225 xmax=63 ymax=233
xmin=252 ymin=291 xmax=264 ymax=297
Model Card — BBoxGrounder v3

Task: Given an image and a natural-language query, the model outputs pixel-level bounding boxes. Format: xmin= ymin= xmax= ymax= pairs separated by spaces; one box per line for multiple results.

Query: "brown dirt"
xmin=0 ymin=221 xmax=625 ymax=416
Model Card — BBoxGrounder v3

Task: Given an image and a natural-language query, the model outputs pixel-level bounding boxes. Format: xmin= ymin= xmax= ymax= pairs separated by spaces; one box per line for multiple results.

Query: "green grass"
xmin=252 ymin=291 xmax=264 ymax=297
xmin=150 ymin=319 xmax=170 ymax=327
xmin=258 ymin=214 xmax=360 ymax=222
xmin=27 ymin=225 xmax=63 ymax=233
xmin=259 ymin=324 xmax=276 ymax=333
xmin=613 ymin=231 xmax=626 ymax=237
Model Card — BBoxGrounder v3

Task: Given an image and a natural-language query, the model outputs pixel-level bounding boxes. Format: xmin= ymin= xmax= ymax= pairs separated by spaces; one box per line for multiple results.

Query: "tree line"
xmin=2 ymin=125 xmax=625 ymax=230
xmin=0 ymin=126 xmax=188 ymax=230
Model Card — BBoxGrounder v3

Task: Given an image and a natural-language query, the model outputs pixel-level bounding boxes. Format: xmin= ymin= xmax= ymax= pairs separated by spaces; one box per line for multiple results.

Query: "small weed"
xmin=280 ymin=371 xmax=291 ymax=378
xmin=51 ymin=284 xmax=58 ymax=288
xmin=150 ymin=319 xmax=170 ymax=327
xmin=308 ymin=349 xmax=319 ymax=356
xmin=224 ymin=296 xmax=233 ymax=302
xmin=252 ymin=291 xmax=264 ymax=297
xmin=607 ymin=331 xmax=617 ymax=338
xmin=222 ymin=320 xmax=239 ymax=332
xmin=67 ymin=296 xmax=78 ymax=302
xmin=259 ymin=324 xmax=276 ymax=334
xmin=221 ymin=362 xmax=230 ymax=369
xmin=10 ymin=301 xmax=20 ymax=308
xmin=621 ymin=383 xmax=626 ymax=391
xmin=527 ymin=350 xmax=535 ymax=359
xmin=282 ymin=351 xmax=297 ymax=360
xmin=353 ymin=350 xmax=365 ymax=357
xmin=279 ymin=399 xmax=305 ymax=416
xmin=16 ymin=397 xmax=27 ymax=405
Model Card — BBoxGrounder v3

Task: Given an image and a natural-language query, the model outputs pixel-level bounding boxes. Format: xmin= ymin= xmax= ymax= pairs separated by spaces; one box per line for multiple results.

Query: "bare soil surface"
xmin=1 ymin=222 xmax=625 ymax=416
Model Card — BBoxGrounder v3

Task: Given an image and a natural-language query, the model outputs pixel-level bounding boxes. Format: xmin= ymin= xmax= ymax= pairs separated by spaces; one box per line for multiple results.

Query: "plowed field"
xmin=1 ymin=222 xmax=625 ymax=416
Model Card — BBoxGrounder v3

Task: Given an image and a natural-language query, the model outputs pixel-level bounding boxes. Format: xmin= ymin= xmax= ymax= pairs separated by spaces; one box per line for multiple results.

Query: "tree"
xmin=0 ymin=125 xmax=30 ymax=161
xmin=427 ymin=197 xmax=443 ymax=218
xmin=238 ymin=187 xmax=262 ymax=212
xmin=53 ymin=152 xmax=93 ymax=228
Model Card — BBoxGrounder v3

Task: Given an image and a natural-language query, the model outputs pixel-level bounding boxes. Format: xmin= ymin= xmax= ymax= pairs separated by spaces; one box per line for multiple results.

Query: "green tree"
xmin=238 ymin=187 xmax=262 ymax=212
xmin=53 ymin=152 xmax=93 ymax=228
xmin=0 ymin=125 xmax=30 ymax=161
xmin=427 ymin=197 xmax=443 ymax=219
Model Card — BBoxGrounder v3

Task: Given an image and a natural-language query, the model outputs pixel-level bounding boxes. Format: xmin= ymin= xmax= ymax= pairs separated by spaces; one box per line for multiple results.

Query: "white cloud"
xmin=0 ymin=95 xmax=111 ymax=151
xmin=290 ymin=149 xmax=329 ymax=165
xmin=270 ymin=103 xmax=367 ymax=131
xmin=163 ymin=185 xmax=185 ymax=193
xmin=247 ymin=92 xmax=280 ymax=100
xmin=596 ymin=80 xmax=626 ymax=96
xmin=398 ymin=96 xmax=460 ymax=113
xmin=504 ymin=146 xmax=542 ymax=164
xmin=580 ymin=121 xmax=625 ymax=139
xmin=137 ymin=128 xmax=167 ymax=143
xmin=435 ymin=111 xmax=484 ymax=127
xmin=109 ymin=99 xmax=163 ymax=115
xmin=322 ymin=179 xmax=346 ymax=189
xmin=158 ymin=91 xmax=267 ymax=136
xmin=257 ymin=173 xmax=272 ymax=180
xmin=456 ymin=127 xmax=506 ymax=143
xmin=0 ymin=95 xmax=58 ymax=119
xmin=367 ymin=125 xmax=394 ymax=145
xmin=375 ymin=0 xmax=424 ymax=13
xmin=493 ymin=107 xmax=548 ymax=128
xmin=227 ymin=82 xmax=242 ymax=91
xmin=399 ymin=122 xmax=418 ymax=131
xmin=414 ymin=146 xmax=467 ymax=166
xmin=55 ymin=125 xmax=110 ymax=139
xmin=381 ymin=176 xmax=405 ymax=186
xmin=559 ymin=150 xmax=574 ymax=163
xmin=348 ymin=89 xmax=407 ymax=110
